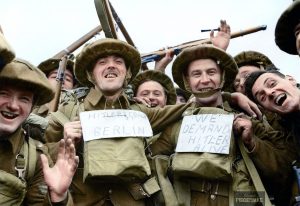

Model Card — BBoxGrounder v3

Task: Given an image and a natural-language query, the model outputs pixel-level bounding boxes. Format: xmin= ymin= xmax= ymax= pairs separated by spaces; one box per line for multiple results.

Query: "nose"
xmin=148 ymin=93 xmax=156 ymax=101
xmin=265 ymin=89 xmax=275 ymax=99
xmin=7 ymin=97 xmax=19 ymax=110
xmin=239 ymin=79 xmax=245 ymax=93
xmin=107 ymin=59 xmax=117 ymax=68
xmin=200 ymin=73 xmax=210 ymax=84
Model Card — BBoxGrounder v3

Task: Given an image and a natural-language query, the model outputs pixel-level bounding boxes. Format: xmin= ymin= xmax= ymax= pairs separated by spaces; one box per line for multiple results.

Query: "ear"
xmin=285 ymin=74 xmax=298 ymax=86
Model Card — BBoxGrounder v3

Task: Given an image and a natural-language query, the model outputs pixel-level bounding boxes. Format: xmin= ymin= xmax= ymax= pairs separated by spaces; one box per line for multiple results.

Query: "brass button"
xmin=108 ymin=189 xmax=112 ymax=194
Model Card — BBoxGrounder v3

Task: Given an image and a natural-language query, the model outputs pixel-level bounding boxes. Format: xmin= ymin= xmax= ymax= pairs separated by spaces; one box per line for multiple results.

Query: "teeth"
xmin=105 ymin=73 xmax=117 ymax=78
xmin=199 ymin=88 xmax=212 ymax=92
xmin=275 ymin=93 xmax=286 ymax=106
xmin=1 ymin=111 xmax=17 ymax=119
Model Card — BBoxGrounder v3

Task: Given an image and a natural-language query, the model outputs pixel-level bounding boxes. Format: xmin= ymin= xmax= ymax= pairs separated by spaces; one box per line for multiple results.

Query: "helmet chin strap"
xmin=192 ymin=87 xmax=222 ymax=98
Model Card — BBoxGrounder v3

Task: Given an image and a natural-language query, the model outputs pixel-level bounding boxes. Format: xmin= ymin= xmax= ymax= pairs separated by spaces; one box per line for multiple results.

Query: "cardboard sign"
xmin=80 ymin=110 xmax=153 ymax=141
xmin=175 ymin=114 xmax=234 ymax=154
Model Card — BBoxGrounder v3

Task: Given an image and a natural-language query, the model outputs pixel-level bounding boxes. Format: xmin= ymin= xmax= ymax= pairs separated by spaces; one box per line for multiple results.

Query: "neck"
xmin=94 ymin=86 xmax=124 ymax=102
xmin=195 ymin=93 xmax=223 ymax=107
xmin=104 ymin=90 xmax=123 ymax=102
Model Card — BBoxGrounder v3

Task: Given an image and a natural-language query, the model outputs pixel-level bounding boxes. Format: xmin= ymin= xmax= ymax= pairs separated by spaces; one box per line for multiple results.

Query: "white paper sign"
xmin=175 ymin=114 xmax=234 ymax=154
xmin=80 ymin=110 xmax=153 ymax=141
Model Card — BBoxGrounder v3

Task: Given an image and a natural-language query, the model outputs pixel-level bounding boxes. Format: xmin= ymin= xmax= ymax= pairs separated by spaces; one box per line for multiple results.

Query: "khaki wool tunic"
xmin=0 ymin=127 xmax=74 ymax=206
xmin=44 ymin=88 xmax=191 ymax=206
xmin=150 ymin=102 xmax=298 ymax=206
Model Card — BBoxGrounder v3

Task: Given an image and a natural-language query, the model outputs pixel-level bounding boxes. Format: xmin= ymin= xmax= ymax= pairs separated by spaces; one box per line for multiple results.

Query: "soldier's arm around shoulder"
xmin=131 ymin=102 xmax=191 ymax=134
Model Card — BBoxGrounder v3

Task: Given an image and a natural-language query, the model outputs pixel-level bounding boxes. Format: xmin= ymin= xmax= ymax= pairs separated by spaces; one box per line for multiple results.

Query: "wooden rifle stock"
xmin=49 ymin=55 xmax=68 ymax=113
xmin=53 ymin=25 xmax=102 ymax=59
xmin=141 ymin=25 xmax=267 ymax=61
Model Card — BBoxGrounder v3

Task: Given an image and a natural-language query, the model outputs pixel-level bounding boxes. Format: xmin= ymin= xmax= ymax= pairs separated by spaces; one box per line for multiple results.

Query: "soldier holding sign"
xmin=150 ymin=44 xmax=287 ymax=206
xmin=44 ymin=38 xmax=196 ymax=206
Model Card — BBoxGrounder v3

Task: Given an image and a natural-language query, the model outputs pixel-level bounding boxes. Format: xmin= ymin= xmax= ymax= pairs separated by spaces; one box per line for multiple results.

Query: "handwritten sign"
xmin=80 ymin=110 xmax=153 ymax=141
xmin=175 ymin=114 xmax=234 ymax=154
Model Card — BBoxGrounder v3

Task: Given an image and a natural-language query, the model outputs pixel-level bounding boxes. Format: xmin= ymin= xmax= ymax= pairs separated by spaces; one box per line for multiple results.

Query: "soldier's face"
xmin=186 ymin=59 xmax=222 ymax=106
xmin=0 ymin=85 xmax=34 ymax=137
xmin=136 ymin=80 xmax=167 ymax=108
xmin=47 ymin=69 xmax=74 ymax=90
xmin=92 ymin=55 xmax=127 ymax=96
xmin=251 ymin=73 xmax=300 ymax=114
xmin=234 ymin=65 xmax=260 ymax=94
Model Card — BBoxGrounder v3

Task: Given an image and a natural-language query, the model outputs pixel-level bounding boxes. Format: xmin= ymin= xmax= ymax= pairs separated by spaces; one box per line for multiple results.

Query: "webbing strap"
xmin=142 ymin=176 xmax=160 ymax=196
xmin=237 ymin=138 xmax=272 ymax=206
xmin=26 ymin=137 xmax=37 ymax=182
xmin=15 ymin=137 xmax=38 ymax=182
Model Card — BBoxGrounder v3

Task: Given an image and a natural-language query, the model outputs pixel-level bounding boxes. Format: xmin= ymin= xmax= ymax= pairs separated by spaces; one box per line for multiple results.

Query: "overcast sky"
xmin=1 ymin=0 xmax=299 ymax=82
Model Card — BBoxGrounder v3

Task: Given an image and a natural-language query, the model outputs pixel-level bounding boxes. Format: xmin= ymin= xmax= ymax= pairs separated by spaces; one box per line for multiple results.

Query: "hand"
xmin=154 ymin=49 xmax=174 ymax=72
xmin=133 ymin=96 xmax=152 ymax=108
xmin=233 ymin=114 xmax=256 ymax=151
xmin=231 ymin=92 xmax=262 ymax=120
xmin=210 ymin=20 xmax=231 ymax=51
xmin=64 ymin=120 xmax=83 ymax=145
xmin=41 ymin=139 xmax=79 ymax=202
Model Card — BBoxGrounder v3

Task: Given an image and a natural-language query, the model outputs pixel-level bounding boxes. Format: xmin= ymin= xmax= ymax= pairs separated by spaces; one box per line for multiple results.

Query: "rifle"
xmin=48 ymin=25 xmax=102 ymax=112
xmin=141 ymin=25 xmax=267 ymax=64
xmin=53 ymin=25 xmax=102 ymax=59
xmin=48 ymin=55 xmax=68 ymax=113
xmin=108 ymin=1 xmax=149 ymax=70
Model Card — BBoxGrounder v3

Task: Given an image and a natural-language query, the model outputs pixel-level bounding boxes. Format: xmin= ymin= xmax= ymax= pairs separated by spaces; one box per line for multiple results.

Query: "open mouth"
xmin=275 ymin=93 xmax=287 ymax=106
xmin=1 ymin=111 xmax=18 ymax=120
xmin=150 ymin=103 xmax=158 ymax=108
xmin=104 ymin=73 xmax=118 ymax=78
xmin=198 ymin=88 xmax=214 ymax=92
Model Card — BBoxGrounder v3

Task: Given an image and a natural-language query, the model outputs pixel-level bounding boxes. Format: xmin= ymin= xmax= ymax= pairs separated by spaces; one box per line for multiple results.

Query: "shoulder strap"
xmin=15 ymin=136 xmax=38 ymax=183
xmin=237 ymin=138 xmax=272 ymax=206
xmin=54 ymin=99 xmax=85 ymax=126
xmin=26 ymin=137 xmax=38 ymax=182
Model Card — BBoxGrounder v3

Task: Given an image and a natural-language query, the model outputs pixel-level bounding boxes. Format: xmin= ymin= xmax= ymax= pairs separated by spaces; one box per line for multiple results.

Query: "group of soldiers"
xmin=0 ymin=1 xmax=300 ymax=206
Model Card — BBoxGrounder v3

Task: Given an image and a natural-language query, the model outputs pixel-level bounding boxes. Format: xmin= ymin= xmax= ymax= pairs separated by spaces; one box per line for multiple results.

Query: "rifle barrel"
xmin=141 ymin=25 xmax=267 ymax=60
xmin=53 ymin=25 xmax=102 ymax=59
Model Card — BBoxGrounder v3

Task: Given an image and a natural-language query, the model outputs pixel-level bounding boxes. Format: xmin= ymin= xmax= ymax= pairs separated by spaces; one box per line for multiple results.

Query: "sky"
xmin=1 ymin=0 xmax=299 ymax=82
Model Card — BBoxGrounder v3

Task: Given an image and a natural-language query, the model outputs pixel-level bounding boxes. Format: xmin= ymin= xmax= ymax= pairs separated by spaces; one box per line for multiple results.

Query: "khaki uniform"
xmin=44 ymin=88 xmax=191 ymax=205
xmin=150 ymin=101 xmax=295 ymax=206
xmin=0 ymin=127 xmax=73 ymax=206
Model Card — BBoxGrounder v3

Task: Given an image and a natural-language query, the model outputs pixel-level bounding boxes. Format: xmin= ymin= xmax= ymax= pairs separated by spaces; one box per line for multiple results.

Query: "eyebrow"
xmin=254 ymin=77 xmax=271 ymax=99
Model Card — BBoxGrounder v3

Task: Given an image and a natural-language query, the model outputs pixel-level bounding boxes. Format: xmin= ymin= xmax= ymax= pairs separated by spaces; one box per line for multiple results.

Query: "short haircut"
xmin=244 ymin=69 xmax=285 ymax=103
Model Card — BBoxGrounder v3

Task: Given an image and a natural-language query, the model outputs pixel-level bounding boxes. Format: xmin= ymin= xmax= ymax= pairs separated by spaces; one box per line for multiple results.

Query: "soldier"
xmin=232 ymin=51 xmax=275 ymax=94
xmin=244 ymin=70 xmax=300 ymax=205
xmin=150 ymin=44 xmax=288 ymax=206
xmin=131 ymin=70 xmax=177 ymax=108
xmin=32 ymin=58 xmax=86 ymax=118
xmin=43 ymin=38 xmax=200 ymax=206
xmin=0 ymin=58 xmax=78 ymax=205
xmin=38 ymin=58 xmax=76 ymax=91
xmin=275 ymin=0 xmax=300 ymax=56
xmin=175 ymin=87 xmax=190 ymax=104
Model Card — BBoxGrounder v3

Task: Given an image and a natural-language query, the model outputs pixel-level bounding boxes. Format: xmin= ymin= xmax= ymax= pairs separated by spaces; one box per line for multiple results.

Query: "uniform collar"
xmin=0 ymin=127 xmax=24 ymax=155
xmin=184 ymin=99 xmax=236 ymax=116
xmin=86 ymin=87 xmax=131 ymax=108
